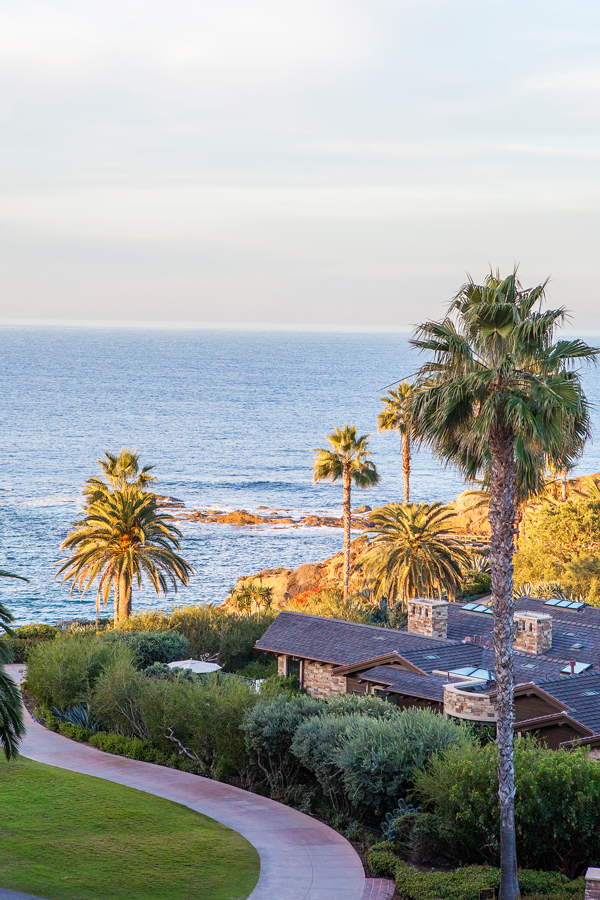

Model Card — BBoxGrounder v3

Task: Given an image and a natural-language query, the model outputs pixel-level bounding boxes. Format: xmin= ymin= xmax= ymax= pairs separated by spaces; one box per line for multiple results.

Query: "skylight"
xmin=560 ymin=662 xmax=592 ymax=674
xmin=462 ymin=602 xmax=493 ymax=614
xmin=424 ymin=654 xmax=439 ymax=660
xmin=583 ymin=690 xmax=599 ymax=696
xmin=448 ymin=666 xmax=493 ymax=681
xmin=544 ymin=598 xmax=586 ymax=610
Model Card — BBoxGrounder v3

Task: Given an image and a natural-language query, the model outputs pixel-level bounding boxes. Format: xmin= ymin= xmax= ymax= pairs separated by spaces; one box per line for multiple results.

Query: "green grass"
xmin=0 ymin=756 xmax=260 ymax=900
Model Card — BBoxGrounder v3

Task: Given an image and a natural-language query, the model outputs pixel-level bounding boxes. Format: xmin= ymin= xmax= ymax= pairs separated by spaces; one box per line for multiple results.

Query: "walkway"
xmin=7 ymin=664 xmax=367 ymax=900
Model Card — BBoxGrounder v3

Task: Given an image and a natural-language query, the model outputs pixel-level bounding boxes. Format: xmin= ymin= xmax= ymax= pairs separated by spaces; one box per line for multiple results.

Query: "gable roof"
xmin=356 ymin=665 xmax=446 ymax=702
xmin=255 ymin=611 xmax=455 ymax=666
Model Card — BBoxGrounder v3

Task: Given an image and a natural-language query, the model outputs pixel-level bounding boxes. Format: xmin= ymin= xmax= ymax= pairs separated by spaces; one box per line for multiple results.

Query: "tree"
xmin=57 ymin=489 xmax=193 ymax=622
xmin=362 ymin=502 xmax=470 ymax=606
xmin=378 ymin=381 xmax=414 ymax=503
xmin=84 ymin=448 xmax=156 ymax=504
xmin=0 ymin=571 xmax=29 ymax=759
xmin=229 ymin=581 xmax=274 ymax=619
xmin=313 ymin=425 xmax=379 ymax=601
xmin=409 ymin=270 xmax=597 ymax=900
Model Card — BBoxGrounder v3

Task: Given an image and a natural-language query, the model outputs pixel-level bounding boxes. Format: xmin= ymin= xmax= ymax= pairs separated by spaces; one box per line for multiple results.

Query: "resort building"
xmin=255 ymin=598 xmax=600 ymax=754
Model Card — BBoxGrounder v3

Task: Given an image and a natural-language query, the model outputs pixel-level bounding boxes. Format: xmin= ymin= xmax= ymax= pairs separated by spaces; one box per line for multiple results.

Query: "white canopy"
xmin=167 ymin=658 xmax=222 ymax=674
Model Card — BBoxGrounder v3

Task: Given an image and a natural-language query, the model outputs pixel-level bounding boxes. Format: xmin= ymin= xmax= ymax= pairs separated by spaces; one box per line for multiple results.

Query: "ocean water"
xmin=1 ymin=326 xmax=599 ymax=626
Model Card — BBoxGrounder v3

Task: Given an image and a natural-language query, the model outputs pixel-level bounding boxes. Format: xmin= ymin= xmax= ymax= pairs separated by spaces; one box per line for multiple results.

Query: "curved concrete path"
xmin=6 ymin=665 xmax=365 ymax=900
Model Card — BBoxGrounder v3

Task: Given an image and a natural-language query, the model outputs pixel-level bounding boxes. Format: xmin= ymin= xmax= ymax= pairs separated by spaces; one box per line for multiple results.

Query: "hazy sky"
xmin=1 ymin=0 xmax=599 ymax=328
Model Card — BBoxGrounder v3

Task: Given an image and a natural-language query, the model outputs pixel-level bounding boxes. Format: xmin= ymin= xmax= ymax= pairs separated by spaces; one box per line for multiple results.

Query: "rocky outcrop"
xmin=222 ymin=537 xmax=369 ymax=610
xmin=179 ymin=507 xmax=370 ymax=528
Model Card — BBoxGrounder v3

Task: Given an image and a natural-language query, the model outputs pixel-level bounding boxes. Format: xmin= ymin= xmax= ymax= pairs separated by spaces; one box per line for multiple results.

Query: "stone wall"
xmin=444 ymin=682 xmax=497 ymax=722
xmin=407 ymin=600 xmax=448 ymax=639
xmin=514 ymin=612 xmax=552 ymax=654
xmin=277 ymin=655 xmax=286 ymax=676
xmin=302 ymin=660 xmax=347 ymax=699
xmin=585 ymin=869 xmax=600 ymax=900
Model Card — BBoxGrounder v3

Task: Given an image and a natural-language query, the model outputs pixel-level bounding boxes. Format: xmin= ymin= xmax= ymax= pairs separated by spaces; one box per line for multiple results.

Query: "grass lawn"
xmin=0 ymin=756 xmax=260 ymax=900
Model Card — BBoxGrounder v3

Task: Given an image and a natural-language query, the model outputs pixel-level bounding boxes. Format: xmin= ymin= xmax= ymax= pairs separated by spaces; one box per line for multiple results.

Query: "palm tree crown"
xmin=0 ymin=576 xmax=28 ymax=760
xmin=362 ymin=502 xmax=469 ymax=606
xmin=84 ymin=449 xmax=156 ymax=504
xmin=57 ymin=489 xmax=193 ymax=622
xmin=409 ymin=270 xmax=598 ymax=900
xmin=378 ymin=381 xmax=414 ymax=503
xmin=313 ymin=425 xmax=379 ymax=600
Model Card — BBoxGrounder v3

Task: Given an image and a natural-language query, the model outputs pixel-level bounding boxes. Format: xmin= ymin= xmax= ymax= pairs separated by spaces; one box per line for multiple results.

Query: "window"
xmin=374 ymin=689 xmax=395 ymax=703
xmin=286 ymin=657 xmax=301 ymax=679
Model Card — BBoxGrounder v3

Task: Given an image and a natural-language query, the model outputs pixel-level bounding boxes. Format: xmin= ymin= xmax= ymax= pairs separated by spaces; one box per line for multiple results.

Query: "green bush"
xmin=1 ymin=623 xmax=59 ymax=663
xmin=335 ymin=708 xmax=472 ymax=823
xmin=110 ymin=604 xmax=275 ymax=671
xmin=242 ymin=694 xmax=323 ymax=796
xmin=92 ymin=658 xmax=259 ymax=781
xmin=414 ymin=739 xmax=600 ymax=877
xmin=89 ymin=731 xmax=161 ymax=763
xmin=291 ymin=714 xmax=357 ymax=813
xmin=366 ymin=848 xmax=583 ymax=900
xmin=26 ymin=635 xmax=133 ymax=708
xmin=102 ymin=630 xmax=189 ymax=669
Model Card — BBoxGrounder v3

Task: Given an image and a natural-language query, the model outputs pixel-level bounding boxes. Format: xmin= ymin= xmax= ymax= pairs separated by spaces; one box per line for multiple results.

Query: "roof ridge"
xmin=275 ymin=610 xmax=460 ymax=643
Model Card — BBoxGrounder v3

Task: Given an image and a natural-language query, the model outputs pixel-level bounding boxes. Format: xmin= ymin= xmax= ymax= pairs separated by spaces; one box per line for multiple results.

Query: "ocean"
xmin=1 ymin=326 xmax=599 ymax=625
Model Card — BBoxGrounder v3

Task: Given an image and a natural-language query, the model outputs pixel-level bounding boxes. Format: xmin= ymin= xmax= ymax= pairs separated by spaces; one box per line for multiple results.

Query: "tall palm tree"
xmin=378 ymin=381 xmax=414 ymax=503
xmin=313 ymin=425 xmax=379 ymax=600
xmin=409 ymin=270 xmax=597 ymax=900
xmin=57 ymin=489 xmax=193 ymax=622
xmin=362 ymin=502 xmax=469 ymax=606
xmin=84 ymin=449 xmax=156 ymax=504
xmin=0 ymin=571 xmax=29 ymax=760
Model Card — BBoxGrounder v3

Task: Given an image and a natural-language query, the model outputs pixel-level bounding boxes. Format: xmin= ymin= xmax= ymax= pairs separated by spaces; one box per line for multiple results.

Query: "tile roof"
xmin=254 ymin=611 xmax=457 ymax=666
xmin=540 ymin=671 xmax=600 ymax=735
xmin=357 ymin=665 xmax=446 ymax=702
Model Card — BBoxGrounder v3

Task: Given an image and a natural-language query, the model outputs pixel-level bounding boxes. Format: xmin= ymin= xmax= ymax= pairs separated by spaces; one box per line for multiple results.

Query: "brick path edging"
xmin=361 ymin=877 xmax=396 ymax=899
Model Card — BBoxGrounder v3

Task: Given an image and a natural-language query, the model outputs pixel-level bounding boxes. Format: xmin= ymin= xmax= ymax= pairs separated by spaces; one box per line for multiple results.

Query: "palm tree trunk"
xmin=402 ymin=433 xmax=410 ymax=504
xmin=113 ymin=581 xmax=119 ymax=622
xmin=489 ymin=417 xmax=520 ymax=900
xmin=116 ymin=574 xmax=131 ymax=622
xmin=343 ymin=465 xmax=351 ymax=603
xmin=561 ymin=468 xmax=567 ymax=503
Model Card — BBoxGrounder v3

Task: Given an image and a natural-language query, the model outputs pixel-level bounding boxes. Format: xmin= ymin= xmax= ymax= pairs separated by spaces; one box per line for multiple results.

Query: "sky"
xmin=0 ymin=0 xmax=599 ymax=329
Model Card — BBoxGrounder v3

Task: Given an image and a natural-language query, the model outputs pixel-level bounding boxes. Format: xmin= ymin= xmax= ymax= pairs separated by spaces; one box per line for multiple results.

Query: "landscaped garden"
xmin=0 ymin=755 xmax=259 ymax=900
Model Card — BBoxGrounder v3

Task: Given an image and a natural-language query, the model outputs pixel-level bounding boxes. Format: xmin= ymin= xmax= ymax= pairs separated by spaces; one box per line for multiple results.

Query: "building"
xmin=255 ymin=597 xmax=600 ymax=753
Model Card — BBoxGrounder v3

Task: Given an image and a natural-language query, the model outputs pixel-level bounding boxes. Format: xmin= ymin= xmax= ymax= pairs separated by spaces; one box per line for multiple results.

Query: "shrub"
xmin=92 ymin=659 xmax=259 ymax=781
xmin=335 ymin=708 xmax=471 ymax=823
xmin=89 ymin=731 xmax=161 ymax=763
xmin=51 ymin=703 xmax=99 ymax=731
xmin=110 ymin=604 xmax=274 ymax=671
xmin=1 ymin=622 xmax=59 ymax=662
xmin=26 ymin=635 xmax=133 ymax=708
xmin=291 ymin=714 xmax=356 ymax=812
xmin=242 ymin=694 xmax=322 ymax=796
xmin=102 ymin=630 xmax=189 ymax=669
xmin=281 ymin=587 xmax=375 ymax=624
xmin=324 ymin=692 xmax=401 ymax=719
xmin=414 ymin=739 xmax=600 ymax=877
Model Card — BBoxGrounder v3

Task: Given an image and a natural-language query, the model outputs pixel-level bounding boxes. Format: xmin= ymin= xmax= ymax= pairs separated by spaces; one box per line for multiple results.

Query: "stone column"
xmin=585 ymin=868 xmax=600 ymax=900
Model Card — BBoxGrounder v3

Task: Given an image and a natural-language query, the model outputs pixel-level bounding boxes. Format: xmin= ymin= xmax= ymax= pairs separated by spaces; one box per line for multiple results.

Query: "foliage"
xmin=514 ymin=499 xmax=600 ymax=600
xmin=56 ymin=487 xmax=193 ymax=621
xmin=242 ymin=694 xmax=322 ymax=797
xmin=109 ymin=604 xmax=274 ymax=671
xmin=102 ymin=629 xmax=189 ymax=669
xmin=378 ymin=381 xmax=415 ymax=503
xmin=0 ymin=599 xmax=24 ymax=759
xmin=228 ymin=581 xmax=274 ymax=617
xmin=414 ymin=739 xmax=600 ymax=877
xmin=0 ymin=755 xmax=260 ymax=900
xmin=14 ymin=623 xmax=59 ymax=640
xmin=91 ymin=659 xmax=260 ymax=781
xmin=461 ymin=571 xmax=491 ymax=598
xmin=25 ymin=634 xmax=133 ymax=708
xmin=362 ymin=503 xmax=470 ymax=605
xmin=365 ymin=849 xmax=584 ymax=900
xmin=334 ymin=708 xmax=471 ymax=822
xmin=281 ymin=586 xmax=375 ymax=624
xmin=83 ymin=448 xmax=157 ymax=502
xmin=51 ymin=703 xmax=99 ymax=731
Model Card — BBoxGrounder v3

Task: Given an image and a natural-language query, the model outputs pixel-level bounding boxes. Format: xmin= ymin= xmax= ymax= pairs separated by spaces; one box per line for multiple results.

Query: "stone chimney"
xmin=514 ymin=611 xmax=552 ymax=655
xmin=407 ymin=599 xmax=448 ymax=639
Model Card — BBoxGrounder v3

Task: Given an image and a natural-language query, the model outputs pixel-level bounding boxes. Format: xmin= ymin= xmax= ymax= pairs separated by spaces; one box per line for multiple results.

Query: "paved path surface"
xmin=6 ymin=664 xmax=365 ymax=900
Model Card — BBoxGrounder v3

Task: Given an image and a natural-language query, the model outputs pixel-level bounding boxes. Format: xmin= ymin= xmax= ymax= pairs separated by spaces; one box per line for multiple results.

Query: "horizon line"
xmin=0 ymin=319 xmax=414 ymax=333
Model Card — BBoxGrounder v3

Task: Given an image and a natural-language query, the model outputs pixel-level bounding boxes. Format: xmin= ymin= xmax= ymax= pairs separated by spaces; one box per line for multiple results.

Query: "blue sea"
xmin=2 ymin=327 xmax=600 ymax=626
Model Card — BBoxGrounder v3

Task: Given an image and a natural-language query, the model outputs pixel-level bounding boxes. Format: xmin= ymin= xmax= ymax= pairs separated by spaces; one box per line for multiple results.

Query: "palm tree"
xmin=409 ymin=270 xmax=597 ymax=900
xmin=0 ymin=570 xmax=29 ymax=760
xmin=362 ymin=502 xmax=469 ymax=606
xmin=313 ymin=425 xmax=379 ymax=601
xmin=378 ymin=381 xmax=414 ymax=503
xmin=57 ymin=489 xmax=193 ymax=622
xmin=83 ymin=449 xmax=156 ymax=504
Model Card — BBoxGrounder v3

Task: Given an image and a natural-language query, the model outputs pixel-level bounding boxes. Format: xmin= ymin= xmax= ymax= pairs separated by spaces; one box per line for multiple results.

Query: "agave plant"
xmin=51 ymin=703 xmax=99 ymax=732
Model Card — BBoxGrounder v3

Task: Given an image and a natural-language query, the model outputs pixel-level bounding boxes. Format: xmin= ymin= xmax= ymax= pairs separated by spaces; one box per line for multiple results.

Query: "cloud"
xmin=0 ymin=0 xmax=376 ymax=99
